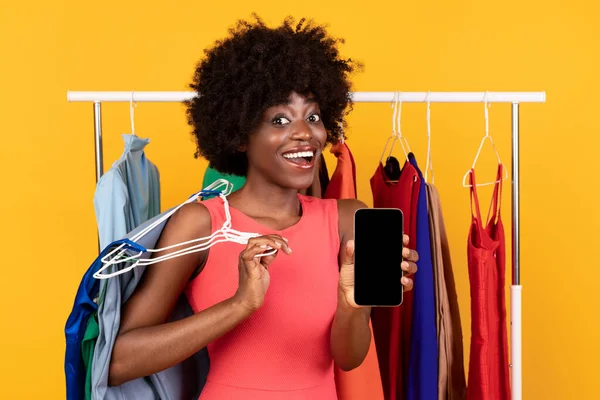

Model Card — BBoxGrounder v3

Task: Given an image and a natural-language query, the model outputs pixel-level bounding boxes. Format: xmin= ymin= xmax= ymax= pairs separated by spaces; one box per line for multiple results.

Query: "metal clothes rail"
xmin=67 ymin=90 xmax=547 ymax=400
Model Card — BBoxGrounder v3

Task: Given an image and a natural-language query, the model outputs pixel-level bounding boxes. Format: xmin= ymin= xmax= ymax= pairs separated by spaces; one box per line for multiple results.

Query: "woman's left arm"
xmin=330 ymin=199 xmax=418 ymax=371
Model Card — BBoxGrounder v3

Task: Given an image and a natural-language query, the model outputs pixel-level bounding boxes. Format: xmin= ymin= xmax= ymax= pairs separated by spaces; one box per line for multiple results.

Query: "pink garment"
xmin=185 ymin=194 xmax=341 ymax=399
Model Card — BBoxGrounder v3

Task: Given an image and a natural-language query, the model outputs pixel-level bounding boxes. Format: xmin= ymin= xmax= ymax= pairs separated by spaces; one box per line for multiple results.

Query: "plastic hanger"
xmin=130 ymin=90 xmax=137 ymax=135
xmin=462 ymin=91 xmax=508 ymax=187
xmin=379 ymin=91 xmax=409 ymax=183
xmin=393 ymin=91 xmax=412 ymax=161
xmin=386 ymin=91 xmax=411 ymax=162
xmin=424 ymin=91 xmax=434 ymax=184
xmin=94 ymin=178 xmax=278 ymax=279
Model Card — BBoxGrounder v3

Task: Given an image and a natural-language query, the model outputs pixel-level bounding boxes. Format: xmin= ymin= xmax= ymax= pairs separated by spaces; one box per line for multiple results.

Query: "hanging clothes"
xmin=81 ymin=313 xmax=99 ymax=400
xmin=65 ymin=134 xmax=161 ymax=400
xmin=324 ymin=142 xmax=384 ymax=400
xmin=324 ymin=142 xmax=357 ymax=200
xmin=426 ymin=183 xmax=467 ymax=400
xmin=87 ymin=136 xmax=214 ymax=400
xmin=90 ymin=134 xmax=161 ymax=397
xmin=406 ymin=154 xmax=438 ymax=400
xmin=65 ymin=239 xmax=133 ymax=400
xmin=93 ymin=134 xmax=161 ymax=250
xmin=466 ymin=165 xmax=511 ymax=400
xmin=64 ymin=211 xmax=210 ymax=400
xmin=370 ymin=155 xmax=420 ymax=400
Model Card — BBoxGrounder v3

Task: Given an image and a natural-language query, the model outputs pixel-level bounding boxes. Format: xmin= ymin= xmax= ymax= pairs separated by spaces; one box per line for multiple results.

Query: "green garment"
xmin=80 ymin=279 xmax=107 ymax=399
xmin=81 ymin=312 xmax=99 ymax=400
xmin=202 ymin=165 xmax=246 ymax=198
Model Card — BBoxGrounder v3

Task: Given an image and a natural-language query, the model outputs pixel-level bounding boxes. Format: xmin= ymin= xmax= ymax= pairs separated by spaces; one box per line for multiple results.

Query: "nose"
xmin=290 ymin=120 xmax=313 ymax=141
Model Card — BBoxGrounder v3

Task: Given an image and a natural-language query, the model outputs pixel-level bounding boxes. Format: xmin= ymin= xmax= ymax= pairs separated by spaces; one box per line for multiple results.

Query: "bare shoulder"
xmin=336 ymin=199 xmax=369 ymax=243
xmin=336 ymin=199 xmax=369 ymax=221
xmin=163 ymin=200 xmax=213 ymax=240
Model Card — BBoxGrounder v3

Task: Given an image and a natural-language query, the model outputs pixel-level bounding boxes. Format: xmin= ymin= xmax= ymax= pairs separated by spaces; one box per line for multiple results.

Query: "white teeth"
xmin=283 ymin=151 xmax=314 ymax=159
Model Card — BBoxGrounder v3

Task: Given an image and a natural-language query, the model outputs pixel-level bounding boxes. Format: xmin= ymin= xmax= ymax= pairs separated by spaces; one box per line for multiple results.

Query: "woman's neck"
xmin=227 ymin=178 xmax=302 ymax=220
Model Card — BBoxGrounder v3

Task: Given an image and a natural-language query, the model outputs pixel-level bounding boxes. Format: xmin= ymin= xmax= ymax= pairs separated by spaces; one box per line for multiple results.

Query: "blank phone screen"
xmin=353 ymin=208 xmax=404 ymax=306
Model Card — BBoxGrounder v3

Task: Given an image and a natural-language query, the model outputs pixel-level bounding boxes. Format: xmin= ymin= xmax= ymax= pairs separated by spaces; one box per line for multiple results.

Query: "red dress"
xmin=370 ymin=159 xmax=420 ymax=400
xmin=466 ymin=165 xmax=511 ymax=400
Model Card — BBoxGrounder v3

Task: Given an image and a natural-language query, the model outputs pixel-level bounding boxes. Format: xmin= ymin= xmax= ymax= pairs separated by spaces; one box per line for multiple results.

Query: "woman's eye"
xmin=272 ymin=116 xmax=291 ymax=125
xmin=307 ymin=114 xmax=321 ymax=123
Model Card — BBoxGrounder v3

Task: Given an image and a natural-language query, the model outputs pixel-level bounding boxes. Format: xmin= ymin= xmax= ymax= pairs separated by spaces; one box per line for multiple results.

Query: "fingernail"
xmin=401 ymin=261 xmax=409 ymax=270
xmin=402 ymin=277 xmax=409 ymax=284
xmin=274 ymin=242 xmax=282 ymax=248
xmin=282 ymin=237 xmax=289 ymax=243
xmin=260 ymin=244 xmax=267 ymax=248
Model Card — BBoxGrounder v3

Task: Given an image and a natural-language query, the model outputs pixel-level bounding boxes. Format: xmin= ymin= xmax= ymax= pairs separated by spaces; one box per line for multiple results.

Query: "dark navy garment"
xmin=64 ymin=238 xmax=145 ymax=400
xmin=407 ymin=154 xmax=439 ymax=400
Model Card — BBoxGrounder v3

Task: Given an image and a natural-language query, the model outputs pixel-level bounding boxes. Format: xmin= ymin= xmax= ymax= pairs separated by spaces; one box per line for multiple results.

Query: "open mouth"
xmin=282 ymin=150 xmax=315 ymax=169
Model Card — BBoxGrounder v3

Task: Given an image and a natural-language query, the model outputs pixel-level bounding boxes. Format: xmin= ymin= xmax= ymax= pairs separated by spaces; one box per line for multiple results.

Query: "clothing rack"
xmin=67 ymin=90 xmax=546 ymax=400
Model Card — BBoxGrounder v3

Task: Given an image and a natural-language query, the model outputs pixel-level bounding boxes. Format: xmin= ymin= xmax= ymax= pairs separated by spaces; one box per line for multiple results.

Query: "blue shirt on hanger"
xmin=407 ymin=153 xmax=438 ymax=400
xmin=94 ymin=134 xmax=161 ymax=249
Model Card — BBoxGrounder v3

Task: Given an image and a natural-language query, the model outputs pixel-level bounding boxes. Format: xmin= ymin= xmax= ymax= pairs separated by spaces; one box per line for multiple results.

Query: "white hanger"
xmin=94 ymin=178 xmax=278 ymax=279
xmin=386 ymin=91 xmax=411 ymax=162
xmin=379 ymin=91 xmax=409 ymax=171
xmin=462 ymin=91 xmax=509 ymax=187
xmin=130 ymin=90 xmax=137 ymax=135
xmin=424 ymin=91 xmax=434 ymax=184
xmin=395 ymin=91 xmax=412 ymax=159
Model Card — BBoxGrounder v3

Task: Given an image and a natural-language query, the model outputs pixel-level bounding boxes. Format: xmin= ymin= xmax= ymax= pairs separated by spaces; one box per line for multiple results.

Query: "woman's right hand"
xmin=233 ymin=234 xmax=292 ymax=313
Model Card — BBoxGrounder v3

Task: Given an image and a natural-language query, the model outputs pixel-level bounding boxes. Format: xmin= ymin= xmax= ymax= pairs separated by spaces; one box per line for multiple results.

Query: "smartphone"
xmin=353 ymin=208 xmax=404 ymax=307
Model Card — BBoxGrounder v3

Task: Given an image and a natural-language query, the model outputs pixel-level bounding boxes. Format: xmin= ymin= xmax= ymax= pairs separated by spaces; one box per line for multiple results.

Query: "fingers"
xmin=403 ymin=234 xmax=410 ymax=246
xmin=402 ymin=246 xmax=419 ymax=262
xmin=341 ymin=239 xmax=355 ymax=266
xmin=401 ymin=261 xmax=418 ymax=276
xmin=240 ymin=235 xmax=292 ymax=272
xmin=244 ymin=236 xmax=291 ymax=257
xmin=401 ymin=276 xmax=414 ymax=291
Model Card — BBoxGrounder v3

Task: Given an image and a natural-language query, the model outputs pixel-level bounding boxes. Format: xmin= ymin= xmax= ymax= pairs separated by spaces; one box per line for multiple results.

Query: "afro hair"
xmin=185 ymin=14 xmax=362 ymax=176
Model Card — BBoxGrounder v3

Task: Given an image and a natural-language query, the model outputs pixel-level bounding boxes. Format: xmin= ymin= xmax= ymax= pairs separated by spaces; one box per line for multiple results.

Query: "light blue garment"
xmin=93 ymin=134 xmax=161 ymax=250
xmin=90 ymin=207 xmax=209 ymax=400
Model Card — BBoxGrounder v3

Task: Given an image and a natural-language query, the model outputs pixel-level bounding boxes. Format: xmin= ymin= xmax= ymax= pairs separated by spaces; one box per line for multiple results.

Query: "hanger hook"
xmin=425 ymin=91 xmax=433 ymax=183
xmin=130 ymin=90 xmax=137 ymax=135
xmin=484 ymin=91 xmax=490 ymax=138
xmin=388 ymin=91 xmax=409 ymax=162
xmin=396 ymin=92 xmax=410 ymax=156
xmin=391 ymin=91 xmax=398 ymax=136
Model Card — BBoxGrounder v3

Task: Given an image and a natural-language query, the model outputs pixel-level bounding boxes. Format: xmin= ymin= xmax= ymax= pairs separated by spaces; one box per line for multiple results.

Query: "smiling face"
xmin=243 ymin=91 xmax=327 ymax=190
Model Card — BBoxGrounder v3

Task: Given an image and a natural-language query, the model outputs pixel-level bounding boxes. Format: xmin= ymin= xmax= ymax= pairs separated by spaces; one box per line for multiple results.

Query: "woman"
xmin=108 ymin=15 xmax=419 ymax=399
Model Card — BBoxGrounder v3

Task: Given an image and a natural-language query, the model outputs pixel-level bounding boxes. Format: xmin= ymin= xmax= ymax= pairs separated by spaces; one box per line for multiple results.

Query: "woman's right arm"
xmin=108 ymin=203 xmax=290 ymax=386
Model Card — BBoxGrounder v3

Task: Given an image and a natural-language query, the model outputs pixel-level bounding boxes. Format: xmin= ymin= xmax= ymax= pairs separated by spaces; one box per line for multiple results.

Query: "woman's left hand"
xmin=339 ymin=234 xmax=419 ymax=309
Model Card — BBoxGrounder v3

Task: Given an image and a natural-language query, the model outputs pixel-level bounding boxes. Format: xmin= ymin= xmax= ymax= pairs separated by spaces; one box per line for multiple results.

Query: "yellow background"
xmin=1 ymin=0 xmax=598 ymax=398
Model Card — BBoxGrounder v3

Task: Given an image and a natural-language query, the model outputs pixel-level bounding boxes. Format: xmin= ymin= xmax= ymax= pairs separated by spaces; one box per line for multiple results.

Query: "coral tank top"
xmin=185 ymin=194 xmax=341 ymax=399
